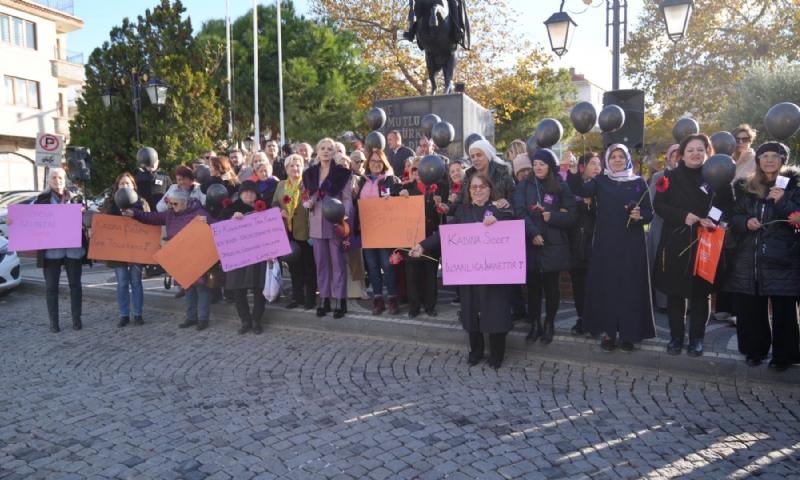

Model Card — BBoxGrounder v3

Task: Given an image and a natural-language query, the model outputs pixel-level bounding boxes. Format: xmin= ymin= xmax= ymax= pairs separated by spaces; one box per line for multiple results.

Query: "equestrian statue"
xmin=401 ymin=0 xmax=471 ymax=96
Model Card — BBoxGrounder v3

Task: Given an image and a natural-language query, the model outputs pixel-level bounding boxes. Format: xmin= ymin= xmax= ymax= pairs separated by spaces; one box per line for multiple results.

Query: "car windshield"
xmin=0 ymin=194 xmax=36 ymax=207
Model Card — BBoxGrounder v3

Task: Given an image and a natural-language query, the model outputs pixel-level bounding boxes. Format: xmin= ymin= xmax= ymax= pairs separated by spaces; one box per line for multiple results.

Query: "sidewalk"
xmin=15 ymin=258 xmax=800 ymax=389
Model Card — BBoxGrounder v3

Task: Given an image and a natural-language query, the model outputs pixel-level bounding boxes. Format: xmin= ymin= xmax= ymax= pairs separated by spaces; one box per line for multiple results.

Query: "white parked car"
xmin=0 ymin=236 xmax=21 ymax=295
xmin=0 ymin=191 xmax=39 ymax=238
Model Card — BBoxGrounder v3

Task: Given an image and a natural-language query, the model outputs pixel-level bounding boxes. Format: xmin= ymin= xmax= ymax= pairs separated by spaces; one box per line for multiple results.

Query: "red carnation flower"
xmin=222 ymin=198 xmax=232 ymax=207
xmin=436 ymin=205 xmax=448 ymax=214
xmin=451 ymin=182 xmax=461 ymax=194
xmin=254 ymin=200 xmax=267 ymax=212
xmin=389 ymin=252 xmax=403 ymax=265
xmin=282 ymin=195 xmax=292 ymax=205
xmin=579 ymin=165 xmax=585 ymax=174
xmin=301 ymin=189 xmax=310 ymax=201
xmin=789 ymin=212 xmax=800 ymax=229
xmin=428 ymin=184 xmax=438 ymax=194
xmin=656 ymin=176 xmax=669 ymax=194
xmin=402 ymin=169 xmax=410 ymax=180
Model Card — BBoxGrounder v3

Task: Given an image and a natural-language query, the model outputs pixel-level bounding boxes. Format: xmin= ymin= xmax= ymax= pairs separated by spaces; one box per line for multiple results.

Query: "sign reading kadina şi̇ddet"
xmin=373 ymin=93 xmax=495 ymax=160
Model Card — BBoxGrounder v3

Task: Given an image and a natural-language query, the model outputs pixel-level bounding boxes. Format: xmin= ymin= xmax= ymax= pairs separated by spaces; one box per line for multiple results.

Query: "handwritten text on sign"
xmin=359 ymin=196 xmax=425 ymax=249
xmin=439 ymin=219 xmax=526 ymax=285
xmin=211 ymin=208 xmax=291 ymax=272
xmin=153 ymin=218 xmax=219 ymax=289
xmin=88 ymin=214 xmax=162 ymax=264
xmin=7 ymin=203 xmax=82 ymax=251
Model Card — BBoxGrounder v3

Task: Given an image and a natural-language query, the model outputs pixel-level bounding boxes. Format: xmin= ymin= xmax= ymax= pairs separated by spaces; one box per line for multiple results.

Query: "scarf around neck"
xmin=604 ymin=143 xmax=641 ymax=182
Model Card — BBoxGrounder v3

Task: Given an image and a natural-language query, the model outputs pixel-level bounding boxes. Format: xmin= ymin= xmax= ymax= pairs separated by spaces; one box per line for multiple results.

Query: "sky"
xmin=66 ymin=0 xmax=644 ymax=92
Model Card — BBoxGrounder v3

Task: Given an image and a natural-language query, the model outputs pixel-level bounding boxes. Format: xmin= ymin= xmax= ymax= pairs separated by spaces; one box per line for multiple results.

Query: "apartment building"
xmin=0 ymin=0 xmax=83 ymax=192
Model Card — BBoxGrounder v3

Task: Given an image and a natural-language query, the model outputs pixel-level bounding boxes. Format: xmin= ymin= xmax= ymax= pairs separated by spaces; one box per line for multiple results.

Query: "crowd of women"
xmin=20 ymin=126 xmax=799 ymax=372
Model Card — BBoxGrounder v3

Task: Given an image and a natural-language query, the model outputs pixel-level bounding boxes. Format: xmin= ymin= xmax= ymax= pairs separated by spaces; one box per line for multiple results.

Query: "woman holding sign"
xmin=274 ymin=154 xmax=317 ymax=310
xmin=653 ymin=134 xmax=733 ymax=357
xmin=219 ymin=180 xmax=268 ymax=335
xmin=302 ymin=138 xmax=353 ymax=319
xmin=567 ymin=144 xmax=656 ymax=354
xmin=125 ymin=189 xmax=217 ymax=331
xmin=409 ymin=173 xmax=515 ymax=369
xmin=724 ymin=142 xmax=800 ymax=371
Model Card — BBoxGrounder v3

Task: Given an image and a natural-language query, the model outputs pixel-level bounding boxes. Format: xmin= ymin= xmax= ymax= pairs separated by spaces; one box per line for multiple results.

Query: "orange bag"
xmin=694 ymin=226 xmax=726 ymax=283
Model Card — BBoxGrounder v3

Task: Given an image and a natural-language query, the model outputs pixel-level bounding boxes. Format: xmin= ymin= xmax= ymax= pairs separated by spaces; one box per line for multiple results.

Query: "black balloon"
xmin=421 ymin=114 xmax=441 ymax=138
xmin=598 ymin=105 xmax=625 ymax=132
xmin=322 ymin=198 xmax=346 ymax=224
xmin=526 ymin=135 xmax=538 ymax=157
xmin=764 ymin=102 xmax=800 ymax=141
xmin=195 ymin=164 xmax=211 ymax=184
xmin=365 ymin=131 xmax=386 ymax=152
xmin=418 ymin=155 xmax=445 ymax=186
xmin=702 ymin=154 xmax=736 ymax=192
xmin=535 ymin=118 xmax=564 ymax=149
xmin=710 ymin=131 xmax=736 ymax=156
xmin=367 ymin=107 xmax=387 ymax=131
xmin=82 ymin=210 xmax=97 ymax=228
xmin=136 ymin=147 xmax=158 ymax=168
xmin=570 ymin=101 xmax=597 ymax=134
xmin=114 ymin=188 xmax=138 ymax=210
xmin=464 ymin=133 xmax=485 ymax=154
xmin=431 ymin=121 xmax=455 ymax=149
xmin=672 ymin=118 xmax=700 ymax=143
xmin=281 ymin=240 xmax=301 ymax=263
xmin=205 ymin=183 xmax=229 ymax=207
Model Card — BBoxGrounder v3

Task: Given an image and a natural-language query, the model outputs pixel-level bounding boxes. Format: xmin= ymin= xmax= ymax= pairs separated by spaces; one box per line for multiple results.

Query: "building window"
xmin=4 ymin=76 xmax=40 ymax=109
xmin=0 ymin=14 xmax=36 ymax=50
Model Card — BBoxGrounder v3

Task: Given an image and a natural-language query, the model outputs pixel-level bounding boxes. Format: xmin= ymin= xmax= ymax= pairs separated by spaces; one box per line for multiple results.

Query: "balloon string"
xmin=582 ymin=134 xmax=586 ymax=160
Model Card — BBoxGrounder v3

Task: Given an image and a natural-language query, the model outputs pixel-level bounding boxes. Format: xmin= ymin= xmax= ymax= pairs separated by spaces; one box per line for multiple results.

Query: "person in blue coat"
xmin=567 ymin=144 xmax=656 ymax=353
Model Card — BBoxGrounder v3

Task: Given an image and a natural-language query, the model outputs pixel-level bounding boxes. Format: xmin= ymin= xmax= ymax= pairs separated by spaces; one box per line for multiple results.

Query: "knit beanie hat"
xmin=468 ymin=140 xmax=496 ymax=163
xmin=530 ymin=148 xmax=560 ymax=174
xmin=513 ymin=153 xmax=533 ymax=175
xmin=755 ymin=142 xmax=790 ymax=165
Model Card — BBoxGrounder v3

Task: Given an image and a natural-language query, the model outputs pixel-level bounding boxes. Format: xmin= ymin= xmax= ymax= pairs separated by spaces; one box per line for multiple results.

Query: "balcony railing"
xmin=54 ymin=47 xmax=83 ymax=65
xmin=29 ymin=0 xmax=74 ymax=16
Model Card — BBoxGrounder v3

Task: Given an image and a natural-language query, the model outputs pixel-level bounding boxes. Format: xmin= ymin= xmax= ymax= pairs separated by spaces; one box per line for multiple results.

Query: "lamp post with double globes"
xmin=544 ymin=0 xmax=694 ymax=90
xmin=100 ymin=63 xmax=170 ymax=144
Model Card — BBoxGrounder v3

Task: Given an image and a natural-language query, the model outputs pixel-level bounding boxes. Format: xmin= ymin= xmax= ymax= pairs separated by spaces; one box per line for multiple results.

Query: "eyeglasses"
xmin=735 ymin=137 xmax=751 ymax=144
xmin=759 ymin=153 xmax=782 ymax=161
xmin=169 ymin=202 xmax=182 ymax=207
xmin=204 ymin=156 xmax=212 ymax=159
xmin=469 ymin=184 xmax=488 ymax=192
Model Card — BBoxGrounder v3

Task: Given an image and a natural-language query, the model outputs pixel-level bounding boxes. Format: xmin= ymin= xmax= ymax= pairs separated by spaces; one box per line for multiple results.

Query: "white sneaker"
xmin=713 ymin=312 xmax=731 ymax=321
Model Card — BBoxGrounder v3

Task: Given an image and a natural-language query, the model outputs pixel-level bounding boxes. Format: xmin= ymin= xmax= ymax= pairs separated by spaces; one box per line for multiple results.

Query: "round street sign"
xmin=38 ymin=134 xmax=62 ymax=153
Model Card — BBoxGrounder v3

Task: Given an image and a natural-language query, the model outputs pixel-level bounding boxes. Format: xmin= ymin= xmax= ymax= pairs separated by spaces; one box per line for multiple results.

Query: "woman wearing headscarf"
xmin=567 ymin=144 xmax=656 ymax=353
xmin=395 ymin=156 xmax=448 ymax=317
xmin=440 ymin=140 xmax=515 ymax=215
xmin=125 ymin=189 xmax=217 ymax=331
xmin=646 ymin=144 xmax=680 ymax=311
xmin=302 ymin=138 xmax=353 ymax=318
xmin=409 ymin=173 xmax=515 ymax=369
xmin=219 ymin=180 xmax=269 ymax=334
xmin=563 ymin=151 xmax=601 ymax=335
xmin=724 ymin=142 xmax=800 ymax=371
xmin=274 ymin=154 xmax=317 ymax=310
xmin=653 ymin=134 xmax=734 ymax=357
xmin=514 ymin=148 xmax=577 ymax=344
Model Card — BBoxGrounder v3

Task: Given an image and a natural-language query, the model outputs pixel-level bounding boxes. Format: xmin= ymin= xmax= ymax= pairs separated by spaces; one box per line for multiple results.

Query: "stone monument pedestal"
xmin=372 ymin=93 xmax=494 ymax=160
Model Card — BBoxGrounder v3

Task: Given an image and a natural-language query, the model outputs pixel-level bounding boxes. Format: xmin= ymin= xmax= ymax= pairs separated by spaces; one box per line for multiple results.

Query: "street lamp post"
xmin=101 ymin=63 xmax=170 ymax=143
xmin=660 ymin=0 xmax=694 ymax=43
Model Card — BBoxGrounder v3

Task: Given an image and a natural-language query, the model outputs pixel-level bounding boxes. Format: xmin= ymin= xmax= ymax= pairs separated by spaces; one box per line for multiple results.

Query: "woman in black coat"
xmin=653 ymin=134 xmax=734 ymax=357
xmin=514 ymin=148 xmax=577 ymax=344
xmin=567 ymin=144 xmax=655 ymax=353
xmin=394 ymin=156 xmax=449 ymax=317
xmin=565 ymin=151 xmax=601 ymax=335
xmin=410 ymin=172 xmax=515 ymax=369
xmin=218 ymin=180 xmax=268 ymax=334
xmin=723 ymin=142 xmax=800 ymax=371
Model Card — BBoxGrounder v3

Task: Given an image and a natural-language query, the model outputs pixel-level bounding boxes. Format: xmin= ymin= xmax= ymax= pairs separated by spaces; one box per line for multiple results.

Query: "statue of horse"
xmin=402 ymin=0 xmax=471 ymax=96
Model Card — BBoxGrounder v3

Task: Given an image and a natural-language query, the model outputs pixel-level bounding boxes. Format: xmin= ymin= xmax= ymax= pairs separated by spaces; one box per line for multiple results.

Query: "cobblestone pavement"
xmin=2 ymin=292 xmax=800 ymax=480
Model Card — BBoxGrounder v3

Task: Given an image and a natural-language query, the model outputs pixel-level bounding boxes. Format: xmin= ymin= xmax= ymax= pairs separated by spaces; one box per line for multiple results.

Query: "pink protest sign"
xmin=7 ymin=203 xmax=83 ymax=251
xmin=210 ymin=207 xmax=292 ymax=272
xmin=439 ymin=219 xmax=526 ymax=285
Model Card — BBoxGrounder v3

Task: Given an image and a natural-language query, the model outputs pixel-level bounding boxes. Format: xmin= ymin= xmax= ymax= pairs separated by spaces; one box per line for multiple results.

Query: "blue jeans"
xmin=185 ymin=284 xmax=211 ymax=322
xmin=364 ymin=248 xmax=397 ymax=297
xmin=114 ymin=264 xmax=143 ymax=317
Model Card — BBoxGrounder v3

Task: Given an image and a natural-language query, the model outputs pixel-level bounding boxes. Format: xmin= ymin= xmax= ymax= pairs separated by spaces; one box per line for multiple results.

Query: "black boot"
xmin=333 ymin=299 xmax=347 ymax=319
xmin=238 ymin=320 xmax=252 ymax=335
xmin=571 ymin=318 xmax=583 ymax=335
xmin=133 ymin=315 xmax=144 ymax=326
xmin=324 ymin=298 xmax=332 ymax=312
xmin=316 ymin=297 xmax=328 ymax=317
xmin=117 ymin=316 xmax=130 ymax=328
xmin=542 ymin=320 xmax=554 ymax=344
xmin=49 ymin=319 xmax=60 ymax=333
xmin=252 ymin=320 xmax=263 ymax=335
xmin=526 ymin=318 xmax=542 ymax=343
xmin=72 ymin=318 xmax=82 ymax=331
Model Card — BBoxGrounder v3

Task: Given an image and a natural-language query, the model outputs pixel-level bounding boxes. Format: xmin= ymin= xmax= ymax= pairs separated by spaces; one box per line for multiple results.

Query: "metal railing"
xmin=29 ymin=0 xmax=74 ymax=16
xmin=53 ymin=47 xmax=83 ymax=64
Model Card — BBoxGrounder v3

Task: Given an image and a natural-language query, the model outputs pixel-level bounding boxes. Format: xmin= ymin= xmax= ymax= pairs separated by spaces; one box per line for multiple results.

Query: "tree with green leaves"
xmin=198 ymin=0 xmax=379 ymax=144
xmin=69 ymin=0 xmax=225 ymax=192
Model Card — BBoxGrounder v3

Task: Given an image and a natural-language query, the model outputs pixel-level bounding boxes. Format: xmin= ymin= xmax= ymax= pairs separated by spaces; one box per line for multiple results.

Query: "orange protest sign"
xmin=359 ymin=196 xmax=426 ymax=249
xmin=88 ymin=214 xmax=162 ymax=265
xmin=153 ymin=217 xmax=220 ymax=289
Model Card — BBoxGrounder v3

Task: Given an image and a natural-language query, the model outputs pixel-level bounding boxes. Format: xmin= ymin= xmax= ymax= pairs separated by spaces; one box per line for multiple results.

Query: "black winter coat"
xmin=723 ymin=167 xmax=800 ymax=297
xmin=420 ymin=204 xmax=515 ymax=334
xmin=35 ymin=189 xmax=92 ymax=269
xmin=568 ymin=195 xmax=597 ymax=270
xmin=513 ymin=175 xmax=578 ymax=273
xmin=449 ymin=162 xmax=516 ymax=214
xmin=653 ymin=163 xmax=734 ymax=298
xmin=134 ymin=170 xmax=172 ymax=212
xmin=218 ymin=199 xmax=267 ymax=291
